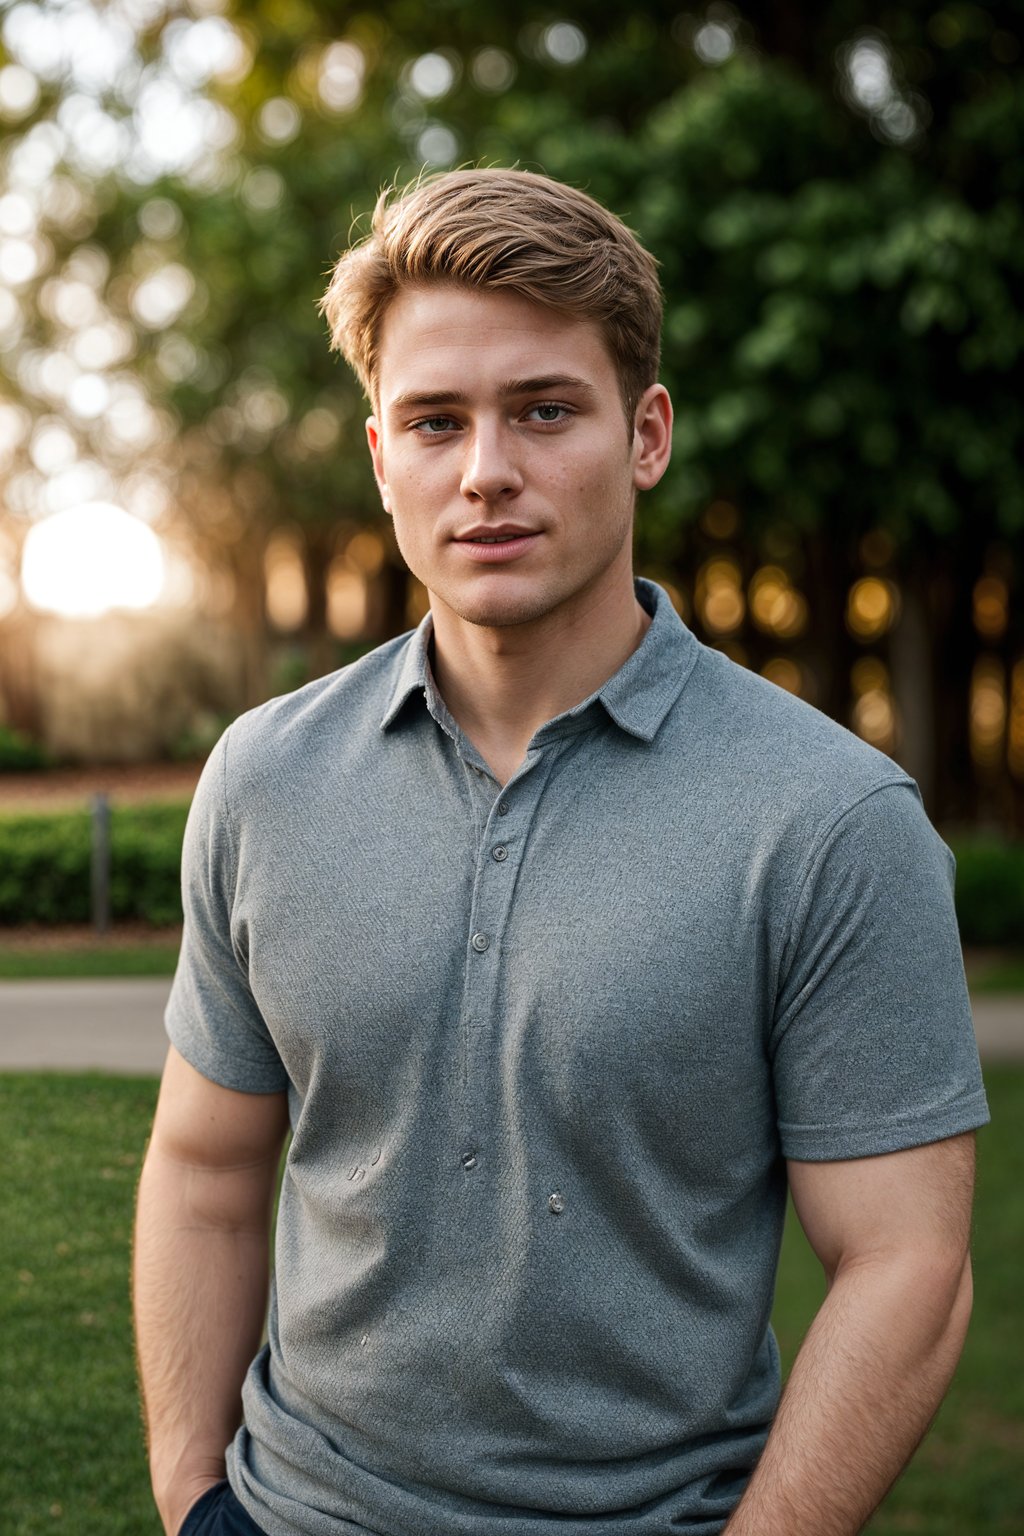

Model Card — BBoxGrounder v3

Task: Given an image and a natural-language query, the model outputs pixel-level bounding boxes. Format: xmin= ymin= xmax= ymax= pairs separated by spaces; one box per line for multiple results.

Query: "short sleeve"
xmin=771 ymin=781 xmax=989 ymax=1161
xmin=165 ymin=727 xmax=289 ymax=1093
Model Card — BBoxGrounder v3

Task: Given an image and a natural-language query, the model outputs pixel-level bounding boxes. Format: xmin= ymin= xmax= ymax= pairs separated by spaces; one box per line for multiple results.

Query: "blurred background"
xmin=1 ymin=9 xmax=1022 ymax=1533
xmin=1 ymin=0 xmax=1023 ymax=945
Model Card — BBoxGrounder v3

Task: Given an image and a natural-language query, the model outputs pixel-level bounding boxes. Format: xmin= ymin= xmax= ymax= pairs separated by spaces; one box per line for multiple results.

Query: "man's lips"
xmin=452 ymin=526 xmax=541 ymax=563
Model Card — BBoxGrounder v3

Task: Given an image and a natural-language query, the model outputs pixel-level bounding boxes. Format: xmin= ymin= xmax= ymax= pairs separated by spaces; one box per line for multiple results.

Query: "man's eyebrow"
xmin=387 ymin=375 xmax=598 ymax=412
xmin=499 ymin=374 xmax=598 ymax=399
xmin=389 ymin=389 xmax=470 ymax=410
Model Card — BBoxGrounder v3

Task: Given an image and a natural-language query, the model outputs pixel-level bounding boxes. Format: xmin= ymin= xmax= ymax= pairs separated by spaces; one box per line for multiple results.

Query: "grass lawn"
xmin=968 ymin=955 xmax=1024 ymax=995
xmin=0 ymin=944 xmax=181 ymax=979
xmin=1 ymin=1069 xmax=1021 ymax=1535
xmin=0 ymin=929 xmax=182 ymax=980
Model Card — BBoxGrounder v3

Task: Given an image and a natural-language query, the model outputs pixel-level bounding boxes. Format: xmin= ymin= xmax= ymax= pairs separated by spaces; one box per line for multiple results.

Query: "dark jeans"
xmin=179 ymin=1480 xmax=266 ymax=1535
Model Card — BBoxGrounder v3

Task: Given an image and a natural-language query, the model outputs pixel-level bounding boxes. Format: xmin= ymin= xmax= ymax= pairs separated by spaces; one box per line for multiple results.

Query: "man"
xmin=134 ymin=169 xmax=989 ymax=1536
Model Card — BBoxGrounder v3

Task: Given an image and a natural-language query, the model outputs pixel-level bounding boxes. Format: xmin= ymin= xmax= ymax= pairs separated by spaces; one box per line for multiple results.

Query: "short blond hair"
xmin=320 ymin=168 xmax=663 ymax=422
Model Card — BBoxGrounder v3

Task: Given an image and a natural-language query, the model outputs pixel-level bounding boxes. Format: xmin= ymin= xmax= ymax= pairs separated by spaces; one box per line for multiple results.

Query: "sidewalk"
xmin=1 ymin=979 xmax=1021 ymax=1075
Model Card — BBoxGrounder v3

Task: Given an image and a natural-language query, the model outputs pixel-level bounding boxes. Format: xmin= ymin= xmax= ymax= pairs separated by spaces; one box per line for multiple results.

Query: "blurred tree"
xmin=1 ymin=0 xmax=1021 ymax=820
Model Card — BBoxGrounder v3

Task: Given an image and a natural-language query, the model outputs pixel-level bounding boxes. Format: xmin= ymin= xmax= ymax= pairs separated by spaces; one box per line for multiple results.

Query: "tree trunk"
xmin=0 ymin=611 xmax=43 ymax=739
xmin=930 ymin=543 xmax=977 ymax=828
xmin=302 ymin=529 xmax=335 ymax=680
xmin=890 ymin=564 xmax=935 ymax=810
xmin=803 ymin=530 xmax=854 ymax=729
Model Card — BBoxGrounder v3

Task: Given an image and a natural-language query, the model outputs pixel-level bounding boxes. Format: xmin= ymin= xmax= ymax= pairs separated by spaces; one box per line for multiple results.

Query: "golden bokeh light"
xmin=326 ymin=561 xmax=367 ymax=640
xmin=846 ymin=577 xmax=899 ymax=641
xmin=852 ymin=687 xmax=897 ymax=754
xmin=850 ymin=655 xmax=897 ymax=752
xmin=344 ymin=528 xmax=386 ymax=576
xmin=264 ymin=531 xmax=307 ymax=631
xmin=851 ymin=656 xmax=890 ymax=696
xmin=761 ymin=657 xmax=803 ymax=695
xmin=970 ymin=655 xmax=1006 ymax=770
xmin=1009 ymin=659 xmax=1024 ymax=781
xmin=696 ymin=557 xmax=744 ymax=636
xmin=748 ymin=565 xmax=808 ymax=640
xmin=972 ymin=576 xmax=1008 ymax=641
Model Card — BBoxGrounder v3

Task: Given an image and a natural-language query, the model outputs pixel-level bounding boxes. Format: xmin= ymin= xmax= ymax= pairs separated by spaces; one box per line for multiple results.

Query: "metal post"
xmin=91 ymin=793 xmax=111 ymax=936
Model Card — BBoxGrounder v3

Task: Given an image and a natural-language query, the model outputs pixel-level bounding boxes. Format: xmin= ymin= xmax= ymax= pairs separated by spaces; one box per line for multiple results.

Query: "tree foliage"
xmin=1 ymin=1 xmax=1022 ymax=815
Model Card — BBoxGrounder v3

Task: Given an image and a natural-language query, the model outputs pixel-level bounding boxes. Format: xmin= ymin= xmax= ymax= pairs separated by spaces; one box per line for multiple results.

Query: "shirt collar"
xmin=379 ymin=609 xmax=437 ymax=732
xmin=380 ymin=578 xmax=699 ymax=743
xmin=586 ymin=577 xmax=699 ymax=742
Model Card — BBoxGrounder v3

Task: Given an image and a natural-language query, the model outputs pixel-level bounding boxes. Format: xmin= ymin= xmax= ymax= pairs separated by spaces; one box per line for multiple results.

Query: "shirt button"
xmin=548 ymin=1192 xmax=565 ymax=1215
xmin=497 ymin=801 xmax=509 ymax=816
xmin=471 ymin=932 xmax=489 ymax=952
xmin=461 ymin=1150 xmax=477 ymax=1169
xmin=491 ymin=845 xmax=508 ymax=862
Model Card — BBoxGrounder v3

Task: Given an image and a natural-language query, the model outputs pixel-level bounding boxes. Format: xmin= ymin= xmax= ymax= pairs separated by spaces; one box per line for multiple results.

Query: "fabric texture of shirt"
xmin=166 ymin=578 xmax=989 ymax=1536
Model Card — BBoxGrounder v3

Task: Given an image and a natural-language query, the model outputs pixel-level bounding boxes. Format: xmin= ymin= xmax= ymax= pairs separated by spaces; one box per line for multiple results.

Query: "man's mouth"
xmin=456 ymin=524 xmax=536 ymax=541
xmin=452 ymin=526 xmax=541 ymax=561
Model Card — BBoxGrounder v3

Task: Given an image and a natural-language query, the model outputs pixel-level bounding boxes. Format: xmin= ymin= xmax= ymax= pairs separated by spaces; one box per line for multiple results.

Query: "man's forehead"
xmin=375 ymin=285 xmax=613 ymax=406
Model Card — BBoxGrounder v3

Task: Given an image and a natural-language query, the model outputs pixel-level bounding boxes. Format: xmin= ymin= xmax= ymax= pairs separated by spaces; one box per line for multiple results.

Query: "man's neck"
xmin=430 ymin=577 xmax=652 ymax=786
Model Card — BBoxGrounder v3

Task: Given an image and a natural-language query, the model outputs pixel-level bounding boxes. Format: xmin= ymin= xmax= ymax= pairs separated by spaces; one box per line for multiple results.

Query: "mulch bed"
xmin=0 ymin=923 xmax=183 ymax=951
xmin=0 ymin=761 xmax=203 ymax=811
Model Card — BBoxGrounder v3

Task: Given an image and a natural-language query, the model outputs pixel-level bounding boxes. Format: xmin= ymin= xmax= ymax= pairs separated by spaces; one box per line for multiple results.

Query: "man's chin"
xmin=433 ymin=583 xmax=560 ymax=632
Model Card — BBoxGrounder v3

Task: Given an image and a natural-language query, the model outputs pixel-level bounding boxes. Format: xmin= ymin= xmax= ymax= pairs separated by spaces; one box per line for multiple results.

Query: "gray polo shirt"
xmin=167 ymin=578 xmax=988 ymax=1536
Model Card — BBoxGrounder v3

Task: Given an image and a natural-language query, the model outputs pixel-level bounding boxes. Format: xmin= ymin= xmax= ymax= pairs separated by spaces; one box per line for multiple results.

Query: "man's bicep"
xmin=771 ymin=784 xmax=988 ymax=1163
xmin=150 ymin=1045 xmax=290 ymax=1173
xmin=787 ymin=1131 xmax=976 ymax=1282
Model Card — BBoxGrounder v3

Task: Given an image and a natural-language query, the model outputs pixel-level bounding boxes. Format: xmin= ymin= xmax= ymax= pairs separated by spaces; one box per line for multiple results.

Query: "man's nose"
xmin=459 ymin=422 xmax=524 ymax=502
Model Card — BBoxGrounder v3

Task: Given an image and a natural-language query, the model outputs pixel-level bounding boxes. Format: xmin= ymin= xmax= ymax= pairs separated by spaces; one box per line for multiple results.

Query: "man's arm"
xmin=133 ymin=1046 xmax=290 ymax=1536
xmin=724 ymin=1131 xmax=975 ymax=1536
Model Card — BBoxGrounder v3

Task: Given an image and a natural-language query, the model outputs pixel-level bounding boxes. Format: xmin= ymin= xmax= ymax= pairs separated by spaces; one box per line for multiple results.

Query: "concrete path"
xmin=1 ymin=979 xmax=1021 ymax=1075
xmin=0 ymin=979 xmax=173 ymax=1074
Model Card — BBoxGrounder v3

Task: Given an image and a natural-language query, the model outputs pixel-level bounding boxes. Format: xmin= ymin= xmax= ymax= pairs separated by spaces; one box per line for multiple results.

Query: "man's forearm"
xmin=133 ymin=1146 xmax=274 ymax=1535
xmin=724 ymin=1252 xmax=973 ymax=1536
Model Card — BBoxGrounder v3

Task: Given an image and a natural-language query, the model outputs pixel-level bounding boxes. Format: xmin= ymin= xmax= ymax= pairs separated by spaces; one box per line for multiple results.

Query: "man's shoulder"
xmin=220 ymin=629 xmax=416 ymax=786
xmin=678 ymin=642 xmax=915 ymax=824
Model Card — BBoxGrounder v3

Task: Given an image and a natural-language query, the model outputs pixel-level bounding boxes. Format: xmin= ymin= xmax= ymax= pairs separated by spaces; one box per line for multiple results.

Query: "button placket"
xmin=455 ymin=746 xmax=556 ymax=1171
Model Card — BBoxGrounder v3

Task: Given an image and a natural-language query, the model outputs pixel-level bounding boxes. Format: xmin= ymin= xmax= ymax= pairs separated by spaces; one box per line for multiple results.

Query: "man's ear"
xmin=365 ymin=416 xmax=392 ymax=515
xmin=631 ymin=384 xmax=673 ymax=493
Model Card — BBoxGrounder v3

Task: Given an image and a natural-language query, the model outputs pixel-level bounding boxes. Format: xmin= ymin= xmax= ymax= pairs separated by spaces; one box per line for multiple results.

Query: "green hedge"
xmin=0 ymin=726 xmax=50 ymax=773
xmin=0 ymin=803 xmax=188 ymax=927
xmin=0 ymin=803 xmax=1021 ymax=946
xmin=949 ymin=839 xmax=1024 ymax=949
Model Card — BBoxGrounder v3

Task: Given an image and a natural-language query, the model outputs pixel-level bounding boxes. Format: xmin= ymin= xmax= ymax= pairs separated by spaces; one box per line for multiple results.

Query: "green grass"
xmin=969 ymin=956 xmax=1024 ymax=995
xmin=0 ymin=944 xmax=180 ymax=979
xmin=1 ymin=1069 xmax=1020 ymax=1535
xmin=1 ymin=1074 xmax=160 ymax=1534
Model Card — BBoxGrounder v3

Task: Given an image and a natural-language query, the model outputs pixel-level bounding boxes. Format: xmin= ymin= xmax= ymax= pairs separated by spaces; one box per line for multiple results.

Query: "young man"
xmin=134 ymin=169 xmax=989 ymax=1536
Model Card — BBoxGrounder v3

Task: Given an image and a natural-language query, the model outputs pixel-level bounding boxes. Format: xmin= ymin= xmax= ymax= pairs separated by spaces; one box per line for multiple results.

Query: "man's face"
xmin=366 ymin=284 xmax=665 ymax=634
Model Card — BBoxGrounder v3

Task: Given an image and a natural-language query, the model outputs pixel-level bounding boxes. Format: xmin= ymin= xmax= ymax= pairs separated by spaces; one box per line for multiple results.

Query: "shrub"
xmin=0 ymin=802 xmax=188 ymax=926
xmin=950 ymin=839 xmax=1024 ymax=949
xmin=0 ymin=726 xmax=51 ymax=773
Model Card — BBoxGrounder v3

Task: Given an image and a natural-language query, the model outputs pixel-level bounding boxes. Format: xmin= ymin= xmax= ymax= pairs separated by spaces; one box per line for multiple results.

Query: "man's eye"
xmin=413 ymin=416 xmax=458 ymax=434
xmin=526 ymin=403 xmax=570 ymax=423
